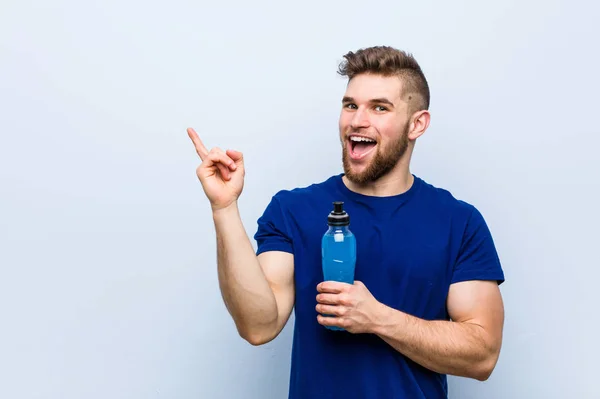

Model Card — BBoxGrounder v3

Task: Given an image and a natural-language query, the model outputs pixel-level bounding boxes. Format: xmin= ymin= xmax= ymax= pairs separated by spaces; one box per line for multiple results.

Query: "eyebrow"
xmin=342 ymin=96 xmax=394 ymax=107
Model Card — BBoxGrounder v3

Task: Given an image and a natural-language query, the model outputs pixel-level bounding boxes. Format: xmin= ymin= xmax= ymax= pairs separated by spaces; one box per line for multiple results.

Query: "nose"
xmin=350 ymin=108 xmax=370 ymax=130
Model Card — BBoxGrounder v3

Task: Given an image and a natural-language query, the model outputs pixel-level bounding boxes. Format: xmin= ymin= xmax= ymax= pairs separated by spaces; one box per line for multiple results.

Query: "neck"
xmin=343 ymin=161 xmax=414 ymax=197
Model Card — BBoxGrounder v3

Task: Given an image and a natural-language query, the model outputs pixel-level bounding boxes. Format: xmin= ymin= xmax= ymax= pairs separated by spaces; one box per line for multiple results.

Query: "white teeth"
xmin=350 ymin=136 xmax=376 ymax=143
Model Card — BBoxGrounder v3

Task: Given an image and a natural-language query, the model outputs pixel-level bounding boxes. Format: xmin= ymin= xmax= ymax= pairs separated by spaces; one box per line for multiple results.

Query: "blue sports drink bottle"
xmin=321 ymin=201 xmax=357 ymax=331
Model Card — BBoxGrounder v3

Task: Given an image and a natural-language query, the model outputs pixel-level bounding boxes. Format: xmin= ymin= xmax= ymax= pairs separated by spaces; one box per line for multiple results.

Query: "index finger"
xmin=317 ymin=281 xmax=349 ymax=293
xmin=187 ymin=127 xmax=209 ymax=159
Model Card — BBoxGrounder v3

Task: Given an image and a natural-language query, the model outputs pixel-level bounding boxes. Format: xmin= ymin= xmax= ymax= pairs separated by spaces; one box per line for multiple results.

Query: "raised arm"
xmin=188 ymin=127 xmax=295 ymax=345
xmin=213 ymin=205 xmax=294 ymax=345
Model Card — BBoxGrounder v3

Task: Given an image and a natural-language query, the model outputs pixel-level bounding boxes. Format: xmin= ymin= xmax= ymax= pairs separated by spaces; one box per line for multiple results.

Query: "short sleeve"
xmin=451 ymin=207 xmax=505 ymax=285
xmin=254 ymin=194 xmax=294 ymax=256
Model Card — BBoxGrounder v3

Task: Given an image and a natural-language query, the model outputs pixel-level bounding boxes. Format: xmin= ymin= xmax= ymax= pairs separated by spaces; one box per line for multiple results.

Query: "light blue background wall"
xmin=1 ymin=0 xmax=598 ymax=398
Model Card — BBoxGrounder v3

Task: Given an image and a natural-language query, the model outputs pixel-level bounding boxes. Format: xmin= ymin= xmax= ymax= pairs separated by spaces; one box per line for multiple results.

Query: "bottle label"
xmin=334 ymin=232 xmax=344 ymax=242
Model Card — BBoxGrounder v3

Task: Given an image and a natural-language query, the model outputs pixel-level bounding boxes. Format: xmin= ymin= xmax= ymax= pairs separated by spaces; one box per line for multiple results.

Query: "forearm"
xmin=212 ymin=203 xmax=278 ymax=340
xmin=372 ymin=304 xmax=499 ymax=381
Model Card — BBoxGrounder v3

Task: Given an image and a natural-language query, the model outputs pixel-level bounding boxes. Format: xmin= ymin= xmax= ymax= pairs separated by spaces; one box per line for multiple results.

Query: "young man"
xmin=187 ymin=46 xmax=505 ymax=398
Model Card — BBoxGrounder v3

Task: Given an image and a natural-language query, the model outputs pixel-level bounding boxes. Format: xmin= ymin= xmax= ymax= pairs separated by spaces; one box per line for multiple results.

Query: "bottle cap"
xmin=328 ymin=201 xmax=350 ymax=226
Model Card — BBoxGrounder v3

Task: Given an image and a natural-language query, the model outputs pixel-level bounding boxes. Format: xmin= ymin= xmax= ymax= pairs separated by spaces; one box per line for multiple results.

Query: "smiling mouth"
xmin=348 ymin=136 xmax=377 ymax=159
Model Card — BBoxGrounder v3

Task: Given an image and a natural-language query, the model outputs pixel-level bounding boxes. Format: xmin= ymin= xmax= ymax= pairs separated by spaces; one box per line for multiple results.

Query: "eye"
xmin=344 ymin=103 xmax=357 ymax=110
xmin=374 ymin=105 xmax=388 ymax=112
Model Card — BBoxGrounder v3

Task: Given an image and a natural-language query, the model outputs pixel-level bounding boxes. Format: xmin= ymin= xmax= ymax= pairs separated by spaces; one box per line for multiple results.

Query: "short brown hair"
xmin=337 ymin=46 xmax=430 ymax=114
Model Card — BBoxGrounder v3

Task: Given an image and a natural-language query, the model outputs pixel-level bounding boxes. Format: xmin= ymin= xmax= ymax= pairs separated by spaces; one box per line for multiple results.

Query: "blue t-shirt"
xmin=254 ymin=174 xmax=505 ymax=399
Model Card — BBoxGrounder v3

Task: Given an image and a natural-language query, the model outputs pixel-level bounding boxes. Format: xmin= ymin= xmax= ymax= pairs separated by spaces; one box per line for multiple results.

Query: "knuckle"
xmin=340 ymin=294 xmax=351 ymax=306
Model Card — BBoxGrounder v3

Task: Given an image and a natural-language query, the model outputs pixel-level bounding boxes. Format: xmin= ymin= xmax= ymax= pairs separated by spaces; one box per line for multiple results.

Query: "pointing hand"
xmin=187 ymin=127 xmax=245 ymax=211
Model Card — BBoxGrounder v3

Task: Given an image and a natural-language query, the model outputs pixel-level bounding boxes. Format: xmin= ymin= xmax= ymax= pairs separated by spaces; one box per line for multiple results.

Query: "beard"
xmin=342 ymin=123 xmax=409 ymax=185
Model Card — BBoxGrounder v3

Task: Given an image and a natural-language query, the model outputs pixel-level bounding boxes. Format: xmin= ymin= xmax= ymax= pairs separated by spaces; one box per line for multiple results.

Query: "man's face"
xmin=339 ymin=73 xmax=411 ymax=184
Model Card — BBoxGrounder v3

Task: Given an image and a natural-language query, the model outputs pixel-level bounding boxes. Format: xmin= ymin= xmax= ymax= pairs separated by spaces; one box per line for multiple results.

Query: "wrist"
xmin=212 ymin=202 xmax=239 ymax=221
xmin=370 ymin=302 xmax=407 ymax=337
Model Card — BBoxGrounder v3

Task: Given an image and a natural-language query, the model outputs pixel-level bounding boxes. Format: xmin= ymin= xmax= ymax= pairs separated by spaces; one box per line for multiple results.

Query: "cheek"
xmin=339 ymin=111 xmax=354 ymax=129
xmin=338 ymin=117 xmax=348 ymax=132
xmin=376 ymin=120 xmax=402 ymax=144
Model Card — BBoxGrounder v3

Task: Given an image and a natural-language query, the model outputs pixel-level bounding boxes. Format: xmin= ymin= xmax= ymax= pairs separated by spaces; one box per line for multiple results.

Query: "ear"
xmin=407 ymin=110 xmax=431 ymax=140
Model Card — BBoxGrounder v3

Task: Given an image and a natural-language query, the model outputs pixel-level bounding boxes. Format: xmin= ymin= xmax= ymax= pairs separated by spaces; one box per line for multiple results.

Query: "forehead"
xmin=344 ymin=73 xmax=404 ymax=102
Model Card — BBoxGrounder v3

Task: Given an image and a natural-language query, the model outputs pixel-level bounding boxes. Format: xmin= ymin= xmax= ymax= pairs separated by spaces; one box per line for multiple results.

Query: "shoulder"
xmin=271 ymin=174 xmax=341 ymax=206
xmin=415 ymin=177 xmax=499 ymax=259
xmin=256 ymin=175 xmax=340 ymax=234
xmin=415 ymin=176 xmax=479 ymax=221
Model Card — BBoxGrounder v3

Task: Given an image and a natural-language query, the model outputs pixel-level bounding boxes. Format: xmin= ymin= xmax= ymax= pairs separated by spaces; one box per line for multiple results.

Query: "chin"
xmin=342 ymin=161 xmax=372 ymax=185
xmin=342 ymin=148 xmax=401 ymax=185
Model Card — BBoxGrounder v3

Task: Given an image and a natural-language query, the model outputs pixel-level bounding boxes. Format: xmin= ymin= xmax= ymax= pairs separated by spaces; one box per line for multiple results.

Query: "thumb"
xmin=226 ymin=149 xmax=243 ymax=163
